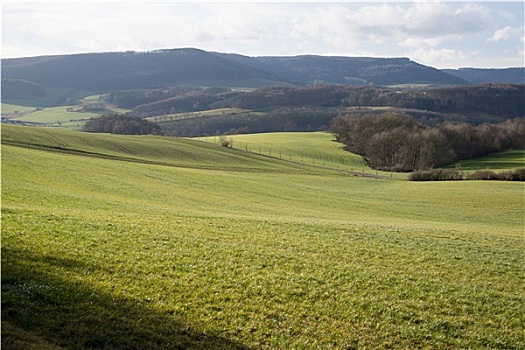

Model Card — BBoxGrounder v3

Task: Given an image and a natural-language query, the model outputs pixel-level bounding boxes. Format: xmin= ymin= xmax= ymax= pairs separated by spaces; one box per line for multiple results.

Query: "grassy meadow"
xmin=2 ymin=125 xmax=524 ymax=349
xmin=200 ymin=132 xmax=406 ymax=179
xmin=450 ymin=149 xmax=525 ymax=172
xmin=1 ymin=95 xmax=129 ymax=129
xmin=1 ymin=103 xmax=38 ymax=115
xmin=146 ymin=108 xmax=249 ymax=123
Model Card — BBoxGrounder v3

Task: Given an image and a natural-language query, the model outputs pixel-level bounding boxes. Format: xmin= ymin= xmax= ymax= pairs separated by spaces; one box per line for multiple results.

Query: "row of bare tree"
xmin=330 ymin=113 xmax=524 ymax=171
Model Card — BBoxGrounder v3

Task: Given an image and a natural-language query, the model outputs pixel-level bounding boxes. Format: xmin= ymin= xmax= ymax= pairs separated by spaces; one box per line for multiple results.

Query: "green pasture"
xmin=1 ymin=103 xmax=37 ymax=115
xmin=2 ymin=125 xmax=524 ymax=349
xmin=449 ymin=149 xmax=525 ymax=171
xmin=8 ymin=105 xmax=128 ymax=126
xmin=0 ymin=125 xmax=318 ymax=173
xmin=147 ymin=108 xmax=249 ymax=123
xmin=200 ymin=132 xmax=404 ymax=178
xmin=8 ymin=106 xmax=100 ymax=124
xmin=3 ymin=95 xmax=129 ymax=128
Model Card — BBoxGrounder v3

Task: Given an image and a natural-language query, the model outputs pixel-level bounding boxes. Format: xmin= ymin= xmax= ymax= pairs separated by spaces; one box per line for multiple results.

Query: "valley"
xmin=2 ymin=125 xmax=524 ymax=349
xmin=2 ymin=48 xmax=524 ymax=350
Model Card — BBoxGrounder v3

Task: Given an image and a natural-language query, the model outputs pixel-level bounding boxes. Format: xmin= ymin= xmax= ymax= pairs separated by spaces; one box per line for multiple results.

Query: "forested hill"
xmin=1 ymin=49 xmax=279 ymax=91
xmin=2 ymin=48 xmax=465 ymax=91
xmin=443 ymin=68 xmax=525 ymax=84
xmin=214 ymin=54 xmax=466 ymax=86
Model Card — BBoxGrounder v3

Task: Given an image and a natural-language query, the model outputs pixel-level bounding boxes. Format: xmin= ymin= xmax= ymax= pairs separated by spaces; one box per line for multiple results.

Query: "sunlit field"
xmin=2 ymin=125 xmax=524 ymax=349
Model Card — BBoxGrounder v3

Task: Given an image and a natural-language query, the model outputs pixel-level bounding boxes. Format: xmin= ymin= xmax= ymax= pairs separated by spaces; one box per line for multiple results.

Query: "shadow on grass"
xmin=1 ymin=247 xmax=252 ymax=350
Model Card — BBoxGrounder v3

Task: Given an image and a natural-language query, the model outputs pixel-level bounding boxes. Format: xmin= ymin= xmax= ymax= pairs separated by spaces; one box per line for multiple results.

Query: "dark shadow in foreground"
xmin=1 ymin=247 xmax=252 ymax=350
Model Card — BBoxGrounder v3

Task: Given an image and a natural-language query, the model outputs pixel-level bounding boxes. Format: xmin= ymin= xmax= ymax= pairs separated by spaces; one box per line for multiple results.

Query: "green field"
xmin=2 ymin=95 xmax=129 ymax=128
xmin=199 ymin=132 xmax=405 ymax=178
xmin=2 ymin=125 xmax=524 ymax=349
xmin=146 ymin=108 xmax=249 ymax=123
xmin=1 ymin=103 xmax=38 ymax=115
xmin=449 ymin=149 xmax=525 ymax=171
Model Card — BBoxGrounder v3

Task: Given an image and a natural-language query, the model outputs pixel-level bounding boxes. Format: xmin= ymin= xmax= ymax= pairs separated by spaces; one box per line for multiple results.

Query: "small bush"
xmin=409 ymin=169 xmax=463 ymax=181
xmin=468 ymin=170 xmax=498 ymax=181
xmin=477 ymin=168 xmax=525 ymax=181
xmin=219 ymin=135 xmax=232 ymax=148
xmin=510 ymin=168 xmax=525 ymax=181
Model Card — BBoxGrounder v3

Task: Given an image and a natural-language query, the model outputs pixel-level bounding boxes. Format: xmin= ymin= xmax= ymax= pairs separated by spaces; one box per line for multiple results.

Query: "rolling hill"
xmin=443 ymin=67 xmax=525 ymax=84
xmin=2 ymin=125 xmax=524 ymax=349
xmin=1 ymin=48 xmax=465 ymax=94
xmin=0 ymin=124 xmax=321 ymax=173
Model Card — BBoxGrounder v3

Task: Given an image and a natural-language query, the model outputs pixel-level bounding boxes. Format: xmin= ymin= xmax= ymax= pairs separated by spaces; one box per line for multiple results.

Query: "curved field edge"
xmin=198 ymin=132 xmax=407 ymax=179
xmin=1 ymin=125 xmax=333 ymax=174
xmin=205 ymin=132 xmax=524 ymax=177
xmin=447 ymin=149 xmax=525 ymax=171
xmin=2 ymin=127 xmax=524 ymax=349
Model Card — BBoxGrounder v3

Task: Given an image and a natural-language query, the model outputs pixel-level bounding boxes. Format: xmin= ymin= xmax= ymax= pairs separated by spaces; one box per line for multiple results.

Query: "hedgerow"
xmin=409 ymin=168 xmax=525 ymax=181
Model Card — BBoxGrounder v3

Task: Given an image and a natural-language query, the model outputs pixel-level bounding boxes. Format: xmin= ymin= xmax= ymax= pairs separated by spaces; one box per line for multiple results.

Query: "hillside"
xmin=147 ymin=84 xmax=524 ymax=136
xmin=2 ymin=125 xmax=524 ymax=349
xmin=443 ymin=67 xmax=525 ymax=84
xmin=1 ymin=49 xmax=279 ymax=91
xmin=448 ymin=149 xmax=525 ymax=172
xmin=215 ymin=53 xmax=466 ymax=86
xmin=1 ymin=48 xmax=465 ymax=95
xmin=0 ymin=124 xmax=322 ymax=173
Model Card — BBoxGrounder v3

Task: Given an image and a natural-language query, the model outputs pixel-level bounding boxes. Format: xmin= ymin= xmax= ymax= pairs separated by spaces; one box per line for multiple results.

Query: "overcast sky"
xmin=2 ymin=1 xmax=524 ymax=68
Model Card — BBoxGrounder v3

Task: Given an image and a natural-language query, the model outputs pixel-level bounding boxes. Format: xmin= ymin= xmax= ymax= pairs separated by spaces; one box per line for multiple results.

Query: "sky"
xmin=1 ymin=1 xmax=524 ymax=69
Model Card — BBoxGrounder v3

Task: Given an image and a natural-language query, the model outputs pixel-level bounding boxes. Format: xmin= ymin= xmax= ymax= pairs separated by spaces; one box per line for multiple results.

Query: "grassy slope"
xmin=449 ymin=149 xmax=525 ymax=171
xmin=199 ymin=132 xmax=406 ymax=178
xmin=1 ymin=125 xmax=316 ymax=173
xmin=2 ymin=125 xmax=524 ymax=349
xmin=204 ymin=132 xmax=523 ymax=176
xmin=146 ymin=108 xmax=249 ymax=123
xmin=1 ymin=103 xmax=38 ymax=114
xmin=2 ymin=95 xmax=129 ymax=128
xmin=7 ymin=105 xmax=128 ymax=125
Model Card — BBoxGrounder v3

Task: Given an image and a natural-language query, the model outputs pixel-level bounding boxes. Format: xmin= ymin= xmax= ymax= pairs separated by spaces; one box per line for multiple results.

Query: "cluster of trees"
xmin=82 ymin=114 xmax=161 ymax=135
xmin=420 ymin=84 xmax=524 ymax=117
xmin=330 ymin=113 xmax=525 ymax=171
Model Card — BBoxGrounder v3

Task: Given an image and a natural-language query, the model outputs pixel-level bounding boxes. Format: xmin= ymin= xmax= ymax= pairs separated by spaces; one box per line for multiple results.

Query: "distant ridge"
xmin=443 ymin=67 xmax=525 ymax=84
xmin=2 ymin=48 xmax=466 ymax=92
xmin=216 ymin=53 xmax=465 ymax=86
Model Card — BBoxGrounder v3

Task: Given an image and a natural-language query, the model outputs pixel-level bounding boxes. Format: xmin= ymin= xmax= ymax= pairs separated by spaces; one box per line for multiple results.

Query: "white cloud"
xmin=488 ymin=26 xmax=519 ymax=42
xmin=355 ymin=4 xmax=405 ymax=31
xmin=401 ymin=37 xmax=444 ymax=49
xmin=409 ymin=48 xmax=470 ymax=66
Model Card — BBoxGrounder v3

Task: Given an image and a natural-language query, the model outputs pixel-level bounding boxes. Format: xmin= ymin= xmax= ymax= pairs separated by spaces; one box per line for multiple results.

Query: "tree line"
xmin=212 ymin=84 xmax=524 ymax=120
xmin=109 ymin=84 xmax=523 ymax=124
xmin=330 ymin=113 xmax=525 ymax=171
xmin=82 ymin=114 xmax=161 ymax=135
